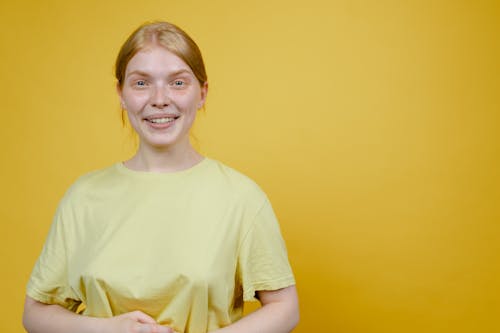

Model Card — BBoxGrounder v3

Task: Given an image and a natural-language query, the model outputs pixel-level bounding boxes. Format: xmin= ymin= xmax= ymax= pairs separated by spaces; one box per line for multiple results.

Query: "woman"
xmin=23 ymin=21 xmax=299 ymax=333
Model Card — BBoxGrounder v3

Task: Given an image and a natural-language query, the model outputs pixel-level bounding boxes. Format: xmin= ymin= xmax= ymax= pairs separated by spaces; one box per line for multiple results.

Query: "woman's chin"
xmin=140 ymin=134 xmax=190 ymax=151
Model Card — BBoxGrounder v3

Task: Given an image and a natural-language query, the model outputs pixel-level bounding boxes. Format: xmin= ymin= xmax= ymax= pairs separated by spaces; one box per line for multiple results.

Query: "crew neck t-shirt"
xmin=26 ymin=158 xmax=295 ymax=333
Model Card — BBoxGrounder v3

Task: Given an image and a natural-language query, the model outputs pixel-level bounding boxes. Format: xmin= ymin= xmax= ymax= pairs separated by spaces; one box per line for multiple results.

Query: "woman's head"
xmin=115 ymin=21 xmax=208 ymax=152
xmin=115 ymin=21 xmax=207 ymax=89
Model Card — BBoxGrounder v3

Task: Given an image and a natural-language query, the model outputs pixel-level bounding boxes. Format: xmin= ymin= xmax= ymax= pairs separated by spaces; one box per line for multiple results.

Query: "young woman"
xmin=23 ymin=21 xmax=299 ymax=333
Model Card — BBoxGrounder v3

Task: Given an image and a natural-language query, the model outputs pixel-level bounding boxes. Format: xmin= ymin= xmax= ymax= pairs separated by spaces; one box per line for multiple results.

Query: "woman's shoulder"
xmin=203 ymin=158 xmax=268 ymax=201
xmin=61 ymin=163 xmax=122 ymax=200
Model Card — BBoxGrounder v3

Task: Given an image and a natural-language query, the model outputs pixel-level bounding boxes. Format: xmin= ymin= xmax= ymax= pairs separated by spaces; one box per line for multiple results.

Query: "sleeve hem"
xmin=26 ymin=283 xmax=80 ymax=311
xmin=243 ymin=275 xmax=296 ymax=302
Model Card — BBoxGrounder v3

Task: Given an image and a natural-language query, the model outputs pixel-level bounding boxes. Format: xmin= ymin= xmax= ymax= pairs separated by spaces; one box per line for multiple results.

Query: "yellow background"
xmin=1 ymin=0 xmax=499 ymax=332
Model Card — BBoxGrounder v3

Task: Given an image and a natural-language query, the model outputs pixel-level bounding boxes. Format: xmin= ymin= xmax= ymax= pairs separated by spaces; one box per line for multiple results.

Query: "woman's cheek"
xmin=127 ymin=96 xmax=150 ymax=112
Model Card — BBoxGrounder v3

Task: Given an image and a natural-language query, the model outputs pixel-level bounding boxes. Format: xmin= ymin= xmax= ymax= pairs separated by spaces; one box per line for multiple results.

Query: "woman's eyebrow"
xmin=126 ymin=69 xmax=193 ymax=78
xmin=126 ymin=70 xmax=150 ymax=77
xmin=168 ymin=69 xmax=194 ymax=77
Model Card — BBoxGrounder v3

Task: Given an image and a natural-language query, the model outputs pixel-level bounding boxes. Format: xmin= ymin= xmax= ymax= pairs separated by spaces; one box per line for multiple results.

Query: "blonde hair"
xmin=115 ymin=21 xmax=207 ymax=89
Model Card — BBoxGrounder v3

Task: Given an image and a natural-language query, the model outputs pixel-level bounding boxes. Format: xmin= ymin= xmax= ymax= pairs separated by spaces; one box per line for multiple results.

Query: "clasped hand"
xmin=106 ymin=310 xmax=178 ymax=333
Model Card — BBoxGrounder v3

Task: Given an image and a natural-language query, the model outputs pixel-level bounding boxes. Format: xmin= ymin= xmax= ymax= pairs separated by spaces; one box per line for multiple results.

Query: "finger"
xmin=131 ymin=310 xmax=157 ymax=325
xmin=137 ymin=323 xmax=173 ymax=333
xmin=137 ymin=323 xmax=154 ymax=333
xmin=158 ymin=325 xmax=174 ymax=333
xmin=153 ymin=324 xmax=174 ymax=333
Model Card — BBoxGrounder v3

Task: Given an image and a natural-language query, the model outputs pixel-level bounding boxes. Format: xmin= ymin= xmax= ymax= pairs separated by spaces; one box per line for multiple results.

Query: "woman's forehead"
xmin=125 ymin=46 xmax=193 ymax=76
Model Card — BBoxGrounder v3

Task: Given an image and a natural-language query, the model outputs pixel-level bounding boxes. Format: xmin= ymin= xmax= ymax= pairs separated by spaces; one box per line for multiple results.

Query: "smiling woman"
xmin=119 ymin=46 xmax=207 ymax=157
xmin=115 ymin=22 xmax=209 ymax=170
xmin=22 ymin=21 xmax=299 ymax=333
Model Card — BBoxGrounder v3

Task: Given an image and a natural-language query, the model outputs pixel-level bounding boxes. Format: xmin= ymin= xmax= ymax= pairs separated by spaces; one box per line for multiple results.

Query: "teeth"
xmin=149 ymin=117 xmax=175 ymax=124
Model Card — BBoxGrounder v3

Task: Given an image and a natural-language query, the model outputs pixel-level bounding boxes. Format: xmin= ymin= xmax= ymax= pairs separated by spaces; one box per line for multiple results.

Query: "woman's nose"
xmin=150 ymin=85 xmax=171 ymax=108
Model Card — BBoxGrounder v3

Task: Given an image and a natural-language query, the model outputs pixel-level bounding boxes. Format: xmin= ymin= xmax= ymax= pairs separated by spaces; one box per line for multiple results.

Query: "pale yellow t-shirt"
xmin=27 ymin=158 xmax=295 ymax=333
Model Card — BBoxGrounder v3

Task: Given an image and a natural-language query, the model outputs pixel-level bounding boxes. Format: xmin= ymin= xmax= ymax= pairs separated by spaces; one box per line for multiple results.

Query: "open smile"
xmin=147 ymin=117 xmax=178 ymax=124
xmin=143 ymin=115 xmax=180 ymax=128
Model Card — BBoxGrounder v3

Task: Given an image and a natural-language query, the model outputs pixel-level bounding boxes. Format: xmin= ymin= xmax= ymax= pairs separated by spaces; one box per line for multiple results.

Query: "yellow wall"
xmin=1 ymin=0 xmax=499 ymax=332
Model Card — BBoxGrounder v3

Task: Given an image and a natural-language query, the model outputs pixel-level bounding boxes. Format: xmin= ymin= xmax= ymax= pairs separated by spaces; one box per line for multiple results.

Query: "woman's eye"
xmin=173 ymin=80 xmax=185 ymax=87
xmin=135 ymin=80 xmax=147 ymax=87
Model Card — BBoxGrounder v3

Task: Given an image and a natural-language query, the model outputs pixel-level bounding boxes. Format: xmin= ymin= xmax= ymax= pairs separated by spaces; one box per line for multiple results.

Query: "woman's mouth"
xmin=144 ymin=115 xmax=180 ymax=128
xmin=147 ymin=117 xmax=177 ymax=124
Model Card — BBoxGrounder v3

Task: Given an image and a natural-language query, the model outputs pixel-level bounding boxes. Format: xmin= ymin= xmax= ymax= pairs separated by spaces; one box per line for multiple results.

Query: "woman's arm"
xmin=22 ymin=295 xmax=174 ymax=333
xmin=214 ymin=285 xmax=299 ymax=333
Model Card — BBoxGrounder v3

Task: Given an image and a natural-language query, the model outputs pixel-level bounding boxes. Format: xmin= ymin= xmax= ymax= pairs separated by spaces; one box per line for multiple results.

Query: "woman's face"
xmin=118 ymin=46 xmax=207 ymax=151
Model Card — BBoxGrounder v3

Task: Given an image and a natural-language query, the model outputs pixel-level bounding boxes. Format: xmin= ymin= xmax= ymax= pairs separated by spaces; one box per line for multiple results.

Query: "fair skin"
xmin=23 ymin=286 xmax=299 ymax=333
xmin=118 ymin=45 xmax=208 ymax=172
xmin=23 ymin=44 xmax=299 ymax=333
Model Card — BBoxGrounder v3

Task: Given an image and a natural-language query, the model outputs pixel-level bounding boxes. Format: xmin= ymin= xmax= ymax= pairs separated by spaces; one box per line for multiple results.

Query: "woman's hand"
xmin=105 ymin=311 xmax=175 ymax=333
xmin=23 ymin=296 xmax=176 ymax=333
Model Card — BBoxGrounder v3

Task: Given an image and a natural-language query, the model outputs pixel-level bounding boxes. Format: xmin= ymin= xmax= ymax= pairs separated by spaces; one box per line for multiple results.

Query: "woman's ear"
xmin=116 ymin=83 xmax=125 ymax=109
xmin=198 ymin=81 xmax=208 ymax=109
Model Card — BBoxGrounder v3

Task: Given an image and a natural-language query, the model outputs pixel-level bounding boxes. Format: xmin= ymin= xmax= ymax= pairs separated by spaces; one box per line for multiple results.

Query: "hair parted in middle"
xmin=115 ymin=21 xmax=208 ymax=89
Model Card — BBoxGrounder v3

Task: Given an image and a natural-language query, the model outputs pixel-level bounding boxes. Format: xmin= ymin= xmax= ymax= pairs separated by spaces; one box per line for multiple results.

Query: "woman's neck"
xmin=123 ymin=142 xmax=204 ymax=173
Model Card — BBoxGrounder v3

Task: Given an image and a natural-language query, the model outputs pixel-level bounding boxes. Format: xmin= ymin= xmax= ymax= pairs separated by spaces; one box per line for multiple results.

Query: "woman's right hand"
xmin=105 ymin=311 xmax=175 ymax=333
xmin=23 ymin=296 xmax=177 ymax=333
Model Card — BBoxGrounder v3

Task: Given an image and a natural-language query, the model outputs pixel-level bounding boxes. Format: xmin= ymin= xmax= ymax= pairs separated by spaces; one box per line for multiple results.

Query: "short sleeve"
xmin=26 ymin=195 xmax=81 ymax=312
xmin=238 ymin=198 xmax=296 ymax=302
